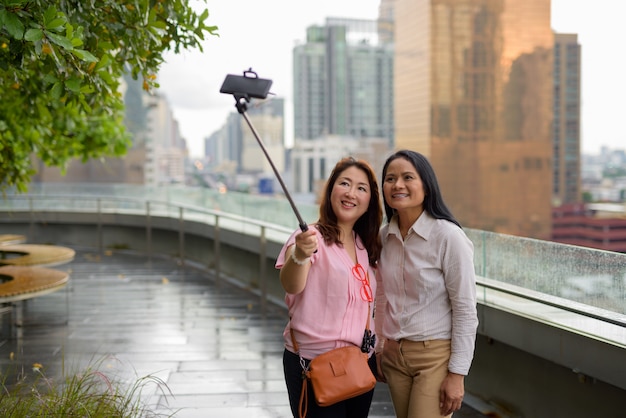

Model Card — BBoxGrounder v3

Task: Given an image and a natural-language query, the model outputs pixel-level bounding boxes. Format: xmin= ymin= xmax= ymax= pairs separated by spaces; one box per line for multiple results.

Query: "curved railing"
xmin=2 ymin=183 xmax=625 ymax=349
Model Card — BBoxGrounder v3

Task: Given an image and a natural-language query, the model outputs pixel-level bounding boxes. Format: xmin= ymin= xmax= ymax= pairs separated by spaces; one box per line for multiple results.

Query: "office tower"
xmin=553 ymin=33 xmax=582 ymax=205
xmin=394 ymin=0 xmax=554 ymax=239
xmin=293 ymin=18 xmax=394 ymax=147
xmin=148 ymin=95 xmax=188 ymax=185
xmin=378 ymin=0 xmax=395 ymax=44
xmin=241 ymin=98 xmax=285 ymax=175
xmin=207 ymin=98 xmax=285 ymax=180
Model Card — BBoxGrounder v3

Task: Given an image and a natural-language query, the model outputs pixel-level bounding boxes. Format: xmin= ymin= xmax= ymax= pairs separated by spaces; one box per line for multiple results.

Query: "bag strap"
xmin=290 ymin=326 xmax=310 ymax=418
xmin=298 ymin=374 xmax=308 ymax=418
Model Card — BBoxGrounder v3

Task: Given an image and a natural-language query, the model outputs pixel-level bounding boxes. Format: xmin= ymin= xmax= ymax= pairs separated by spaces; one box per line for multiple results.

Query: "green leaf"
xmin=65 ymin=77 xmax=81 ymax=93
xmin=43 ymin=6 xmax=58 ymax=26
xmin=97 ymin=41 xmax=115 ymax=51
xmin=36 ymin=101 xmax=52 ymax=120
xmin=46 ymin=18 xmax=66 ymax=31
xmin=3 ymin=12 xmax=25 ymax=39
xmin=95 ymin=53 xmax=111 ymax=70
xmin=50 ymin=82 xmax=63 ymax=100
xmin=43 ymin=74 xmax=58 ymax=84
xmin=73 ymin=49 xmax=98 ymax=62
xmin=24 ymin=28 xmax=44 ymax=42
xmin=80 ymin=84 xmax=95 ymax=94
xmin=46 ymin=32 xmax=74 ymax=50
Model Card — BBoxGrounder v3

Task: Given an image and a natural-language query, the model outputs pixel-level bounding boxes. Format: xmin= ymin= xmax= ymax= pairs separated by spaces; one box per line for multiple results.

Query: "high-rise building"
xmin=293 ymin=18 xmax=394 ymax=147
xmin=148 ymin=94 xmax=188 ymax=185
xmin=378 ymin=0 xmax=395 ymax=44
xmin=206 ymin=98 xmax=285 ymax=178
xmin=241 ymin=98 xmax=285 ymax=175
xmin=553 ymin=33 xmax=582 ymax=205
xmin=393 ymin=0 xmax=554 ymax=240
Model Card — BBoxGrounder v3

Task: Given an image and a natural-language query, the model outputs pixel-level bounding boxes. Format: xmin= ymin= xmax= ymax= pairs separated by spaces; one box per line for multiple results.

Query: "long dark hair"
xmin=317 ymin=157 xmax=382 ymax=267
xmin=381 ymin=150 xmax=461 ymax=228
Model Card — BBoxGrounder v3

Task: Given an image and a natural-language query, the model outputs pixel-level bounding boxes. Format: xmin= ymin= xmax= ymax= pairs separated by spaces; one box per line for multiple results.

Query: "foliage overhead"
xmin=0 ymin=0 xmax=218 ymax=192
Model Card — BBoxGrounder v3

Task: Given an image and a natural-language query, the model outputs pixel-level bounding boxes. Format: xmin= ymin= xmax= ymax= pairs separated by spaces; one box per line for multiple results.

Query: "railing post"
xmin=179 ymin=207 xmax=185 ymax=268
xmin=146 ymin=201 xmax=152 ymax=263
xmin=214 ymin=215 xmax=220 ymax=285
xmin=97 ymin=198 xmax=103 ymax=255
xmin=28 ymin=196 xmax=34 ymax=241
xmin=481 ymin=230 xmax=487 ymax=278
xmin=259 ymin=225 xmax=267 ymax=314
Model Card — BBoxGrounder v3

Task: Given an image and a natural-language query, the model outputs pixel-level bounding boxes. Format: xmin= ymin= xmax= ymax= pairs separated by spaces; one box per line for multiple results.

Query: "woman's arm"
xmin=279 ymin=229 xmax=317 ymax=294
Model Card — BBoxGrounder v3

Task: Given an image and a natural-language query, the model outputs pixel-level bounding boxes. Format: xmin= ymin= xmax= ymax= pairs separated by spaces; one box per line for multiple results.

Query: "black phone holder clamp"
xmin=220 ymin=68 xmax=273 ymax=114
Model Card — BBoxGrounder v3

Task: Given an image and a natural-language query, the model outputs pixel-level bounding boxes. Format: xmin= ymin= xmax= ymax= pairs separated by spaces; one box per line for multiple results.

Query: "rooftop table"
xmin=0 ymin=245 xmax=73 ymax=336
xmin=0 ymin=265 xmax=69 ymax=304
xmin=0 ymin=244 xmax=75 ymax=267
xmin=0 ymin=235 xmax=26 ymax=246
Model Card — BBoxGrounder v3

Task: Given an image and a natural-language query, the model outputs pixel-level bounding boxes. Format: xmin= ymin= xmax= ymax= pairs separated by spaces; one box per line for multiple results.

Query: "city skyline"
xmin=158 ymin=0 xmax=626 ymax=158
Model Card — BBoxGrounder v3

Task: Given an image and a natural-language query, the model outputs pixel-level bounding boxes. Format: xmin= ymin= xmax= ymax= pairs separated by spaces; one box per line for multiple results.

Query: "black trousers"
xmin=283 ymin=348 xmax=376 ymax=418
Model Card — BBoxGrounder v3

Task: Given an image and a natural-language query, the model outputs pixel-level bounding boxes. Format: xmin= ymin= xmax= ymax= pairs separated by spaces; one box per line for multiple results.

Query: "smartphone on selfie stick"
xmin=220 ymin=69 xmax=309 ymax=233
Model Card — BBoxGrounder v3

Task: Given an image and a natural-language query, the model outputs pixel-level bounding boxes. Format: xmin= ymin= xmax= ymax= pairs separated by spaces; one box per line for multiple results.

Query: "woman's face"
xmin=330 ymin=166 xmax=371 ymax=226
xmin=383 ymin=157 xmax=425 ymax=213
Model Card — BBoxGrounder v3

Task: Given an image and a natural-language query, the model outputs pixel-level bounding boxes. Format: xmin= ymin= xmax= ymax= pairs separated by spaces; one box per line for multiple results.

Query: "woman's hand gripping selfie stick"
xmin=220 ymin=69 xmax=309 ymax=232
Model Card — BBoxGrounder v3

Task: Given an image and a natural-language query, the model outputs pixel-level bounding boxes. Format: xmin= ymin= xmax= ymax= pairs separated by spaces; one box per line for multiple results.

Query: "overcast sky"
xmin=158 ymin=0 xmax=626 ymax=158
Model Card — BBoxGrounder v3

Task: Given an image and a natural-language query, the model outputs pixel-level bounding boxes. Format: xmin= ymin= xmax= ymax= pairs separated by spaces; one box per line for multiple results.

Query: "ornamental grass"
xmin=0 ymin=354 xmax=177 ymax=417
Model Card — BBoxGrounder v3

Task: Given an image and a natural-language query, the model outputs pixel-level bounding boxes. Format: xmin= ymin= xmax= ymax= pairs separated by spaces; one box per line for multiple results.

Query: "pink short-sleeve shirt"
xmin=276 ymin=226 xmax=376 ymax=360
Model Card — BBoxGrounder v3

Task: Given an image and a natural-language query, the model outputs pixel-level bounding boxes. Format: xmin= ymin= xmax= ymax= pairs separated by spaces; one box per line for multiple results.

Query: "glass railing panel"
xmin=20 ymin=183 xmax=320 ymax=231
xmin=98 ymin=197 xmax=144 ymax=214
xmin=200 ymin=188 xmax=318 ymax=230
xmin=468 ymin=228 xmax=626 ymax=315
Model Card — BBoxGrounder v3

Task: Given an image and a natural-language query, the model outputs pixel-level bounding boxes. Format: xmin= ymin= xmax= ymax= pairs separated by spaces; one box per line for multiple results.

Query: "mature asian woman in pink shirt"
xmin=276 ymin=157 xmax=383 ymax=418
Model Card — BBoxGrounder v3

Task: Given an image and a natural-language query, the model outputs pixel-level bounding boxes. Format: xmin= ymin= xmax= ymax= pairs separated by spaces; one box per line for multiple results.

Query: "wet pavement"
xmin=0 ymin=248 xmax=488 ymax=417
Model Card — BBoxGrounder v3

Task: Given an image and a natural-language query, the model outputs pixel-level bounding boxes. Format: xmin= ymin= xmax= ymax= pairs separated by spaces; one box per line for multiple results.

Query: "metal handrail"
xmin=477 ymin=277 xmax=626 ymax=329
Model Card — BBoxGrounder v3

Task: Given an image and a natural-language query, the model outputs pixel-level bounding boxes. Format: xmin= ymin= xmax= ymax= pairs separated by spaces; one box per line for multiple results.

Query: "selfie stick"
xmin=220 ymin=69 xmax=309 ymax=232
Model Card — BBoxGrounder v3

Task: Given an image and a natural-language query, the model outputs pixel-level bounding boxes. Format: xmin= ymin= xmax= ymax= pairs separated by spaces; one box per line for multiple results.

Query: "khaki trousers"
xmin=381 ymin=338 xmax=452 ymax=418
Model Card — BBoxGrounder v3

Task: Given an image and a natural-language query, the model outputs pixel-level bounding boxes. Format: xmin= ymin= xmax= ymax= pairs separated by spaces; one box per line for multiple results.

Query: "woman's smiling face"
xmin=383 ymin=157 xmax=425 ymax=214
xmin=331 ymin=166 xmax=371 ymax=226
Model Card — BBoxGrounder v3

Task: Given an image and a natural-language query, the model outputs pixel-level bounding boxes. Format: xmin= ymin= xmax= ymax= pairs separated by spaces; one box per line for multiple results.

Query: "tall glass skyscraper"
xmin=393 ymin=0 xmax=554 ymax=239
xmin=293 ymin=18 xmax=394 ymax=147
xmin=553 ymin=33 xmax=581 ymax=205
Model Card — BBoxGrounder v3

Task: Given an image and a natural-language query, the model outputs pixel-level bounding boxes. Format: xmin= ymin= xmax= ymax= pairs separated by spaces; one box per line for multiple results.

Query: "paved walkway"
xmin=0 ymin=248 xmax=487 ymax=417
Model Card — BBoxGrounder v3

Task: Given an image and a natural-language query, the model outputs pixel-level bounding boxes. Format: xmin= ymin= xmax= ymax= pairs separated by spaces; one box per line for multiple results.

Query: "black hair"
xmin=381 ymin=150 xmax=461 ymax=228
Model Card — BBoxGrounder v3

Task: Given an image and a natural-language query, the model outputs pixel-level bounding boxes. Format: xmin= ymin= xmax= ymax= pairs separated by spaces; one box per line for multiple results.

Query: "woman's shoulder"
xmin=432 ymin=217 xmax=470 ymax=242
